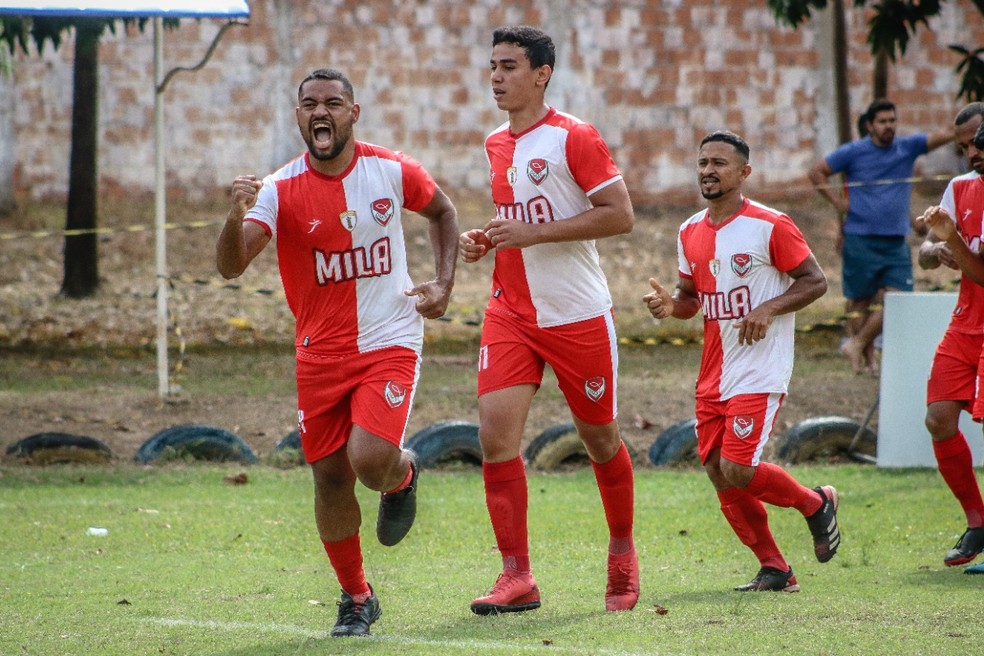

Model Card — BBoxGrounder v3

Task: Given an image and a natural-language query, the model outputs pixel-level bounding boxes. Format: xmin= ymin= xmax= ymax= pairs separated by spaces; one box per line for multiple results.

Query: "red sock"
xmin=321 ymin=533 xmax=371 ymax=599
xmin=591 ymin=442 xmax=635 ymax=555
xmin=743 ymin=462 xmax=822 ymax=516
xmin=718 ymin=487 xmax=787 ymax=571
xmin=483 ymin=457 xmax=530 ymax=572
xmin=934 ymin=432 xmax=984 ymax=527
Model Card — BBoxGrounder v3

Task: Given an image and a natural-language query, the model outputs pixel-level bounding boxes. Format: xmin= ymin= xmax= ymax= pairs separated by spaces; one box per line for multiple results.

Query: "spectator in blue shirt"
xmin=808 ymin=99 xmax=953 ymax=374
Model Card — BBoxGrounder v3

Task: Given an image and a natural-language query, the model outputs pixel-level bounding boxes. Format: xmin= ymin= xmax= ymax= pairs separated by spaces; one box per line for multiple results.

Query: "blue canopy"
xmin=0 ymin=1 xmax=249 ymax=18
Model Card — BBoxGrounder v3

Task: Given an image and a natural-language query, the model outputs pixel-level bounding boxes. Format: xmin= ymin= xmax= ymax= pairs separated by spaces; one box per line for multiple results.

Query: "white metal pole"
xmin=153 ymin=17 xmax=169 ymax=397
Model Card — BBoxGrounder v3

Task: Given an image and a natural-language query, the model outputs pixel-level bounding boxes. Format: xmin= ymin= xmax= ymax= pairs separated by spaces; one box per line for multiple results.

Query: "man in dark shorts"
xmin=808 ymin=99 xmax=953 ymax=374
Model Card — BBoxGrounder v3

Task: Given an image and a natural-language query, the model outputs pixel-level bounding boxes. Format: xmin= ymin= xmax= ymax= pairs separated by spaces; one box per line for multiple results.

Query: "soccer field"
xmin=1 ymin=463 xmax=981 ymax=656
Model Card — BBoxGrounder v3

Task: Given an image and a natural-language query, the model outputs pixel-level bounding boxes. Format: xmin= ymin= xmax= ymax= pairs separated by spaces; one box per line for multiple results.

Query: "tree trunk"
xmin=873 ymin=48 xmax=889 ymax=101
xmin=832 ymin=0 xmax=851 ymax=145
xmin=61 ymin=19 xmax=101 ymax=298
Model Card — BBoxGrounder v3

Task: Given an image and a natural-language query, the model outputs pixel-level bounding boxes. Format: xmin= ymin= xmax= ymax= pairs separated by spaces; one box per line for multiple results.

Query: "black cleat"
xmin=376 ymin=451 xmax=419 ymax=547
xmin=944 ymin=526 xmax=984 ymax=567
xmin=330 ymin=588 xmax=381 ymax=637
xmin=734 ymin=566 xmax=800 ymax=593
xmin=806 ymin=485 xmax=840 ymax=563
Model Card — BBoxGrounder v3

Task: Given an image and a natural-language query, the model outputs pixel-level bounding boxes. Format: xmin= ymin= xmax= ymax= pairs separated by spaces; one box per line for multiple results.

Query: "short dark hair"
xmin=298 ymin=68 xmax=354 ymax=102
xmin=865 ymin=98 xmax=896 ymax=118
xmin=700 ymin=130 xmax=750 ymax=162
xmin=856 ymin=111 xmax=870 ymax=138
xmin=955 ymin=102 xmax=984 ymax=127
xmin=974 ymin=121 xmax=984 ymax=151
xmin=492 ymin=25 xmax=555 ymax=70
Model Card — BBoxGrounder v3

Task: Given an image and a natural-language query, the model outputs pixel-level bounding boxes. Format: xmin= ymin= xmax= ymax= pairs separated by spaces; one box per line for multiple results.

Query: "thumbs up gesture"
xmin=643 ymin=277 xmax=674 ymax=320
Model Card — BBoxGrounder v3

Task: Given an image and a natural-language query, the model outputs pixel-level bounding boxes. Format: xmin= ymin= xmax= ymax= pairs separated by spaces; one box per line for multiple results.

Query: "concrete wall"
xmin=4 ymin=0 xmax=983 ymax=204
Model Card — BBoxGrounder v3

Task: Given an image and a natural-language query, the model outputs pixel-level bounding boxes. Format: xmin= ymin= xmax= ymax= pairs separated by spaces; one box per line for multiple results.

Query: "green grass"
xmin=1 ymin=463 xmax=982 ymax=655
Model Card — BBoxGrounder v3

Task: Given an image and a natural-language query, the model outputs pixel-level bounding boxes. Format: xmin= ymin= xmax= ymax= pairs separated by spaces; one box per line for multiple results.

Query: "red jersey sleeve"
xmin=768 ymin=213 xmax=812 ymax=273
xmin=564 ymin=122 xmax=622 ymax=196
xmin=394 ymin=151 xmax=437 ymax=213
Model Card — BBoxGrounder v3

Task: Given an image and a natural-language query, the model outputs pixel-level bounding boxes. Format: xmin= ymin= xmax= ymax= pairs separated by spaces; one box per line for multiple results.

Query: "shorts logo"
xmin=709 ymin=259 xmax=720 ymax=277
xmin=731 ymin=253 xmax=752 ymax=277
xmin=339 ymin=210 xmax=358 ymax=232
xmin=584 ymin=376 xmax=606 ymax=402
xmin=371 ymin=198 xmax=395 ymax=226
xmin=507 ymin=167 xmax=518 ymax=186
xmin=733 ymin=415 xmax=755 ymax=440
xmin=297 ymin=409 xmax=307 ymax=434
xmin=384 ymin=381 xmax=408 ymax=409
xmin=527 ymin=159 xmax=549 ymax=185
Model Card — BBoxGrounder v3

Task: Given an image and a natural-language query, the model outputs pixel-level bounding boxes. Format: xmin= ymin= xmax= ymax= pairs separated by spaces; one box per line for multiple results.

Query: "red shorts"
xmin=295 ymin=346 xmax=420 ymax=463
xmin=926 ymin=329 xmax=981 ymax=408
xmin=694 ymin=393 xmax=785 ymax=467
xmin=974 ymin=346 xmax=984 ymax=422
xmin=477 ymin=310 xmax=618 ymax=425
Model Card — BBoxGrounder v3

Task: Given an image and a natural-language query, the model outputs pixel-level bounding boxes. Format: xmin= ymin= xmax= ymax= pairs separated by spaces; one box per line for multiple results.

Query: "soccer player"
xmin=459 ymin=26 xmax=638 ymax=614
xmin=918 ymin=104 xmax=984 ymax=566
xmin=643 ymin=131 xmax=840 ymax=592
xmin=215 ymin=69 xmax=459 ymax=637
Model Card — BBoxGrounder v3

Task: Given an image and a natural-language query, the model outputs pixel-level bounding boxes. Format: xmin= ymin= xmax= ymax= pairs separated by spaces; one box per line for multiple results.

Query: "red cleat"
xmin=470 ymin=570 xmax=541 ymax=615
xmin=605 ymin=549 xmax=640 ymax=611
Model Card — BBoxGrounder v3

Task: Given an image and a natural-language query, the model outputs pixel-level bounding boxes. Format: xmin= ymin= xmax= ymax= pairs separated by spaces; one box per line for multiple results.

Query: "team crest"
xmin=371 ymin=198 xmax=395 ymax=226
xmin=731 ymin=253 xmax=752 ymax=278
xmin=339 ymin=210 xmax=358 ymax=232
xmin=507 ymin=166 xmax=518 ymax=186
xmin=384 ymin=381 xmax=408 ymax=408
xmin=584 ymin=376 xmax=606 ymax=402
xmin=733 ymin=415 xmax=755 ymax=440
xmin=527 ymin=159 xmax=549 ymax=185
xmin=709 ymin=259 xmax=720 ymax=277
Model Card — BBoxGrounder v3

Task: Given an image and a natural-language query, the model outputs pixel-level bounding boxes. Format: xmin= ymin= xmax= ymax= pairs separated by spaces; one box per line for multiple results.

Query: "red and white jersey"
xmin=244 ymin=142 xmax=436 ymax=355
xmin=939 ymin=171 xmax=984 ymax=335
xmin=484 ymin=107 xmax=622 ymax=327
xmin=678 ymin=198 xmax=812 ymax=401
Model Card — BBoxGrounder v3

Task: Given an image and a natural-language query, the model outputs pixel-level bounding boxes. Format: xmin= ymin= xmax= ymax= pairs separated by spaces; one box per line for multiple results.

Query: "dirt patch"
xmin=0 ymin=186 xmax=953 ymax=463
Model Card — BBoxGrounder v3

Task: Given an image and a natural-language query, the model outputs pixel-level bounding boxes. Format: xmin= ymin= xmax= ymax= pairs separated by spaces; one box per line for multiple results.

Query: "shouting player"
xmin=216 ymin=69 xmax=458 ymax=637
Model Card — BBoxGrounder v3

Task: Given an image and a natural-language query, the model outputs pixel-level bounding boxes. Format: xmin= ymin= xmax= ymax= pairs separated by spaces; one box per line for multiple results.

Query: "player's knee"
xmin=719 ymin=458 xmax=754 ymax=488
xmin=924 ymin=411 xmax=958 ymax=442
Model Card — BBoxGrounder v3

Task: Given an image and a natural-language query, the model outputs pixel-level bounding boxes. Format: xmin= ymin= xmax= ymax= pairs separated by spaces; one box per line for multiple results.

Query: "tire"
xmin=275 ymin=429 xmax=301 ymax=451
xmin=524 ymin=423 xmax=639 ymax=471
xmin=4 ymin=432 xmax=115 ymax=465
xmin=134 ymin=424 xmax=258 ymax=465
xmin=648 ymin=418 xmax=699 ymax=467
xmin=777 ymin=416 xmax=877 ymax=464
xmin=525 ymin=423 xmax=585 ymax=470
xmin=405 ymin=420 xmax=482 ymax=469
xmin=268 ymin=429 xmax=304 ymax=468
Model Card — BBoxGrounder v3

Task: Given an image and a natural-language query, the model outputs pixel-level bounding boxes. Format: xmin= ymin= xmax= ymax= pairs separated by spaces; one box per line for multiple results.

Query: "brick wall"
xmin=5 ymin=0 xmax=983 ymax=204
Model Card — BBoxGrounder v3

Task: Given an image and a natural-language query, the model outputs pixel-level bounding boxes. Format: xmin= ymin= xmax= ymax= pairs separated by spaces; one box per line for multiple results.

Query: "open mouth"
xmin=312 ymin=121 xmax=332 ymax=148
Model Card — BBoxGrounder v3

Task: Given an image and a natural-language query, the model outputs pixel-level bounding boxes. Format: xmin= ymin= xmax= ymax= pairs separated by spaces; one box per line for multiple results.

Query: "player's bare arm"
xmin=216 ymin=175 xmax=270 ymax=279
xmin=483 ymin=180 xmax=634 ymax=249
xmin=735 ymin=254 xmax=826 ymax=346
xmin=643 ymin=276 xmax=699 ymax=321
xmin=917 ymin=207 xmax=958 ymax=270
xmin=406 ymin=187 xmax=459 ymax=320
xmin=924 ymin=205 xmax=984 ymax=286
